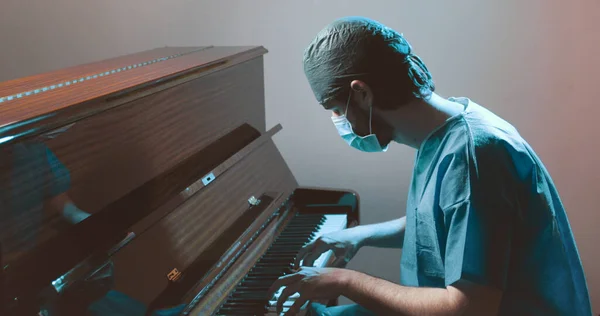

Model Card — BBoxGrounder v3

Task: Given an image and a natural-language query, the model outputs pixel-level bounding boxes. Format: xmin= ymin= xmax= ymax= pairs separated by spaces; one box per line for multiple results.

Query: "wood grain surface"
xmin=47 ymin=57 xmax=266 ymax=213
xmin=110 ymin=139 xmax=298 ymax=306
xmin=0 ymin=46 xmax=272 ymax=314
xmin=0 ymin=46 xmax=267 ymax=143
xmin=0 ymin=45 xmax=357 ymax=316
xmin=0 ymin=47 xmax=202 ymax=97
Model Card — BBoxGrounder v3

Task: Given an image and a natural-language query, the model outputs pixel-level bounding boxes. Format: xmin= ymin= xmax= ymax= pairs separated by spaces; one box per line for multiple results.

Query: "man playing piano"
xmin=268 ymin=17 xmax=592 ymax=315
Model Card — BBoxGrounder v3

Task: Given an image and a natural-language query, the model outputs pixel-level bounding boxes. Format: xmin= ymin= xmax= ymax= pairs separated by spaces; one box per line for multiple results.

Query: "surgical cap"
xmin=303 ymin=17 xmax=413 ymax=104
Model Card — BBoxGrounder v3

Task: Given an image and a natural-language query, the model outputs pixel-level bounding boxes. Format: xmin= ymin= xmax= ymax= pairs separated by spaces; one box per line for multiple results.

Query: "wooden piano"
xmin=0 ymin=46 xmax=360 ymax=315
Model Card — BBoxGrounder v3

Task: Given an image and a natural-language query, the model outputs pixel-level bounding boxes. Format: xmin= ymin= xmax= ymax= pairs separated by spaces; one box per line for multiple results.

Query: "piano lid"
xmin=0 ymin=46 xmax=268 ymax=145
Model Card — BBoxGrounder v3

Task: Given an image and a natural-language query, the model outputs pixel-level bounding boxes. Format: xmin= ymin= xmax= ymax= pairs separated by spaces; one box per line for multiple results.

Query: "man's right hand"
xmin=294 ymin=227 xmax=364 ymax=269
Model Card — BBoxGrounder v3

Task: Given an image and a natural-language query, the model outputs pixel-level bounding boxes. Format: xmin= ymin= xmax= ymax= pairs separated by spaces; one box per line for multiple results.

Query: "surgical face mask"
xmin=331 ymin=92 xmax=389 ymax=153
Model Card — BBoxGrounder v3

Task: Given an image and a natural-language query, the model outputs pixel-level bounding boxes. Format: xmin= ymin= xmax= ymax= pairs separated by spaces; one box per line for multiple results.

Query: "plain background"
xmin=1 ymin=0 xmax=598 ymax=312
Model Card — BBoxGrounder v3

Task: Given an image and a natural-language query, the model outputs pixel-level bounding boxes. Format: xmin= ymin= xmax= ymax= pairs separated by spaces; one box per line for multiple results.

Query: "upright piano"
xmin=0 ymin=46 xmax=360 ymax=315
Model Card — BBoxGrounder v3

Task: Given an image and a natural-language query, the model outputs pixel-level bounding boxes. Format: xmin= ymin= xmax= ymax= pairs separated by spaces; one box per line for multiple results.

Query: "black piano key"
xmin=261 ymin=251 xmax=301 ymax=255
xmin=253 ymin=264 xmax=292 ymax=269
xmin=257 ymin=257 xmax=295 ymax=262
xmin=234 ymin=288 xmax=271 ymax=293
xmin=241 ymin=277 xmax=282 ymax=283
xmin=222 ymin=298 xmax=266 ymax=303
xmin=276 ymin=232 xmax=315 ymax=237
xmin=218 ymin=307 xmax=267 ymax=315
xmin=225 ymin=297 xmax=270 ymax=302
xmin=274 ymin=237 xmax=314 ymax=241
xmin=279 ymin=226 xmax=321 ymax=231
xmin=247 ymin=270 xmax=289 ymax=276
xmin=241 ymin=275 xmax=276 ymax=284
xmin=220 ymin=304 xmax=266 ymax=312
xmin=291 ymin=217 xmax=326 ymax=221
xmin=268 ymin=242 xmax=309 ymax=247
xmin=254 ymin=260 xmax=293 ymax=264
xmin=287 ymin=218 xmax=324 ymax=223
xmin=269 ymin=243 xmax=308 ymax=247
xmin=220 ymin=300 xmax=267 ymax=306
xmin=252 ymin=262 xmax=293 ymax=269
xmin=259 ymin=251 xmax=298 ymax=255
xmin=230 ymin=292 xmax=270 ymax=299
xmin=284 ymin=220 xmax=323 ymax=225
xmin=256 ymin=258 xmax=291 ymax=262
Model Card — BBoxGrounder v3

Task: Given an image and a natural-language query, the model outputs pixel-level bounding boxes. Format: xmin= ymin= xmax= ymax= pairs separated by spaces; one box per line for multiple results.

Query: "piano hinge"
xmin=247 ymin=195 xmax=261 ymax=206
xmin=167 ymin=268 xmax=182 ymax=282
xmin=202 ymin=172 xmax=215 ymax=186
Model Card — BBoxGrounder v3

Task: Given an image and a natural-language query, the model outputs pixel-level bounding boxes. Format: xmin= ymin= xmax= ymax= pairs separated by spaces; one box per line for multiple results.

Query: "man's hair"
xmin=303 ymin=16 xmax=435 ymax=110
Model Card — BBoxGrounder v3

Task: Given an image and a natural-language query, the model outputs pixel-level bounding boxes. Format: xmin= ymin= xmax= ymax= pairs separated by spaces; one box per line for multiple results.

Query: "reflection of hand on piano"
xmin=48 ymin=193 xmax=91 ymax=225
xmin=267 ymin=267 xmax=348 ymax=315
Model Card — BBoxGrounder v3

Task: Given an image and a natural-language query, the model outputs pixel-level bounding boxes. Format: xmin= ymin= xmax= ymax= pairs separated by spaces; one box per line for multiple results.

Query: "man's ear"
xmin=350 ymin=80 xmax=373 ymax=106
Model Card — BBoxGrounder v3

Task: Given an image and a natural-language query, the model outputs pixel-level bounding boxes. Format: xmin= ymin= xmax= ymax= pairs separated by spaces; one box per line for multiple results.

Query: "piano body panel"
xmin=110 ymin=139 xmax=298 ymax=307
xmin=47 ymin=56 xmax=267 ymax=212
xmin=0 ymin=47 xmax=269 ymax=312
xmin=0 ymin=46 xmax=359 ymax=315
xmin=1 ymin=122 xmax=265 ymax=312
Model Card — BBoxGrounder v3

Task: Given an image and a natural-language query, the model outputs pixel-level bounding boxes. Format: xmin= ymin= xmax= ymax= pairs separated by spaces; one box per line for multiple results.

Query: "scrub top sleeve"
xmin=44 ymin=146 xmax=71 ymax=197
xmin=441 ymin=141 xmax=519 ymax=290
xmin=443 ymin=200 xmax=513 ymax=290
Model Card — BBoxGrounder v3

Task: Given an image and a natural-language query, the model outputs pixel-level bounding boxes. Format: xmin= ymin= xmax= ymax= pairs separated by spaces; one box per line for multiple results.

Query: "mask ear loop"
xmin=369 ymin=105 xmax=373 ymax=135
xmin=347 ymin=88 xmax=374 ymax=135
xmin=344 ymin=89 xmax=352 ymax=117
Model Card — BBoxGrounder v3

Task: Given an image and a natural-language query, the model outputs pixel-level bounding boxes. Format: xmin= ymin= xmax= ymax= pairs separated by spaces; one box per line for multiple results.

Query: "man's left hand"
xmin=267 ymin=267 xmax=348 ymax=315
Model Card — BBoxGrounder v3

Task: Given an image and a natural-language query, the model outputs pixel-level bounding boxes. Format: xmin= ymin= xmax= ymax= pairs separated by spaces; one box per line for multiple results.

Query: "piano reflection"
xmin=0 ymin=46 xmax=360 ymax=315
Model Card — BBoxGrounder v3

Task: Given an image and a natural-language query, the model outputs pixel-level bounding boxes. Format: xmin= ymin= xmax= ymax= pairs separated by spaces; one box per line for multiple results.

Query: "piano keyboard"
xmin=215 ymin=213 xmax=347 ymax=315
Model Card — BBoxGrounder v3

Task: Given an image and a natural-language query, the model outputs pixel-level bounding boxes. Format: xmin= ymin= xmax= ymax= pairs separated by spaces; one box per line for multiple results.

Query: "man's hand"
xmin=267 ymin=267 xmax=348 ymax=315
xmin=295 ymin=228 xmax=363 ymax=269
xmin=295 ymin=218 xmax=407 ymax=270
xmin=48 ymin=193 xmax=90 ymax=224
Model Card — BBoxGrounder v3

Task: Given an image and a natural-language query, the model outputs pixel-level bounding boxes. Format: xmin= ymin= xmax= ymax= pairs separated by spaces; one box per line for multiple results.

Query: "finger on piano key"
xmin=267 ymin=294 xmax=309 ymax=315
xmin=299 ymin=215 xmax=347 ymax=267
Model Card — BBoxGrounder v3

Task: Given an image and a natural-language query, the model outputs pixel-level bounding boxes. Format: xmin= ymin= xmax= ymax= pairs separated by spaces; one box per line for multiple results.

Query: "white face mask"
xmin=331 ymin=92 xmax=389 ymax=153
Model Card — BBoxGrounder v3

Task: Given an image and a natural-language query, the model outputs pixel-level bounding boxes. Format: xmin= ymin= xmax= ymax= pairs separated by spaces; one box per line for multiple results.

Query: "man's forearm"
xmin=355 ymin=217 xmax=406 ymax=249
xmin=339 ymin=269 xmax=460 ymax=316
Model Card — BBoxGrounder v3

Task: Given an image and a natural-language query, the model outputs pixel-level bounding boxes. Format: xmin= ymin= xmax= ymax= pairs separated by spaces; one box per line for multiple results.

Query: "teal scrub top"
xmin=0 ymin=142 xmax=71 ymax=256
xmin=400 ymin=97 xmax=592 ymax=315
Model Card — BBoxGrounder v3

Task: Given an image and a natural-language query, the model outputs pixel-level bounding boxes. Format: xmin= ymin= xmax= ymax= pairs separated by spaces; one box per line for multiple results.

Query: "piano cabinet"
xmin=0 ymin=46 xmax=359 ymax=315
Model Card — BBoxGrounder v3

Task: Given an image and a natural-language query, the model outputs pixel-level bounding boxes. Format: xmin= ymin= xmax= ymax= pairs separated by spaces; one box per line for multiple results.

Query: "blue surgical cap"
xmin=302 ymin=17 xmax=413 ymax=104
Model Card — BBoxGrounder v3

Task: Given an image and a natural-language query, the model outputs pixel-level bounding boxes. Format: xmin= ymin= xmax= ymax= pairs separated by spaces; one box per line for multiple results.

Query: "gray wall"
xmin=1 ymin=0 xmax=598 ymax=312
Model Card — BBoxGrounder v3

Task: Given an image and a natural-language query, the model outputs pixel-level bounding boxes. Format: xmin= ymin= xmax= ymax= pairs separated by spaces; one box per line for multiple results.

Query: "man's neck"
xmin=386 ymin=93 xmax=465 ymax=149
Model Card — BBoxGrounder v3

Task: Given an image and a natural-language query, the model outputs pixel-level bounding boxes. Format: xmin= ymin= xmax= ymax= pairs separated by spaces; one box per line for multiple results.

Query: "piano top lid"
xmin=0 ymin=46 xmax=268 ymax=143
